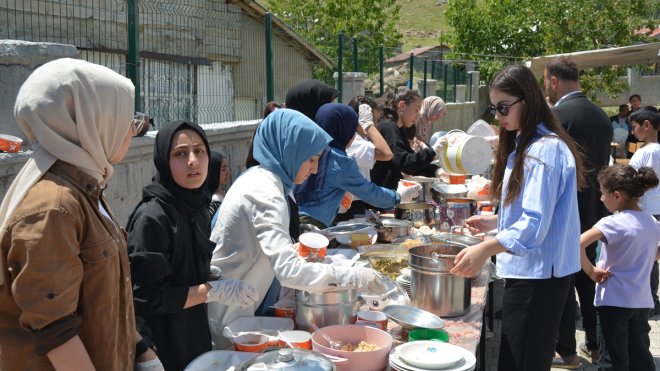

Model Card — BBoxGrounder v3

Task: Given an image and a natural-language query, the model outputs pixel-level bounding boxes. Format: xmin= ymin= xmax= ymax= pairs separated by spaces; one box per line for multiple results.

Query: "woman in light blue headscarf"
xmin=294 ymin=103 xmax=408 ymax=228
xmin=208 ymin=109 xmax=384 ymax=348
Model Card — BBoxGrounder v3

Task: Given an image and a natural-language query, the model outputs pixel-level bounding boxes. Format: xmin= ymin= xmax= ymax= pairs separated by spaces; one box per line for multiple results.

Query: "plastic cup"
xmin=357 ymin=310 xmax=388 ymax=331
xmin=407 ymin=328 xmax=450 ymax=343
xmin=298 ymin=232 xmax=329 ymax=262
xmin=448 ymin=174 xmax=467 ymax=184
xmin=274 ymin=306 xmax=296 ymax=319
xmin=278 ymin=330 xmax=312 ymax=350
xmin=234 ymin=333 xmax=268 ymax=352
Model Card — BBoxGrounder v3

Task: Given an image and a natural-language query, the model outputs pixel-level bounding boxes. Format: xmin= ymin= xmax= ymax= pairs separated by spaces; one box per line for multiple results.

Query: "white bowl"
xmin=397 ymin=341 xmax=464 ymax=369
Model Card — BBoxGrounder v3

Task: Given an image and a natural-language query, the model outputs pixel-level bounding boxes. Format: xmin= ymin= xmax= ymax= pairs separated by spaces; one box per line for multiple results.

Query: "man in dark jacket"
xmin=544 ymin=57 xmax=613 ymax=368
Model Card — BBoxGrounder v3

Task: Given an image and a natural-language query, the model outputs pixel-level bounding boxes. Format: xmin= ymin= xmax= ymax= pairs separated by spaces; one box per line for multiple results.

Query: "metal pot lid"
xmin=431 ymin=182 xmax=468 ymax=194
xmin=321 ymin=222 xmax=373 ymax=235
xmin=380 ymin=219 xmax=412 ymax=227
xmin=431 ymin=233 xmax=483 ymax=247
xmin=382 ymin=304 xmax=444 ymax=331
xmin=407 ymin=176 xmax=436 ymax=183
xmin=395 ymin=202 xmax=433 ymax=210
xmin=237 ymin=348 xmax=334 ymax=371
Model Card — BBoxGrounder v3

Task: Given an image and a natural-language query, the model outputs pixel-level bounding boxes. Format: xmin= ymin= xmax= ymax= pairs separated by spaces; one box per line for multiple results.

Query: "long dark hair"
xmin=598 ymin=164 xmax=658 ymax=199
xmin=380 ymin=88 xmax=420 ymax=123
xmin=490 ymin=64 xmax=586 ymax=205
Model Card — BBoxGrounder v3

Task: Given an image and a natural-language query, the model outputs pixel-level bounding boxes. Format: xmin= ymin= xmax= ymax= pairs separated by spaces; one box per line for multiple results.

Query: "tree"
xmin=268 ymin=0 xmax=402 ymax=84
xmin=445 ymin=0 xmax=655 ymax=100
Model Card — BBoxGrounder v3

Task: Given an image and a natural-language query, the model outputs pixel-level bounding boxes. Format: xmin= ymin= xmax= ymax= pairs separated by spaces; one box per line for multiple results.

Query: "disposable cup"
xmin=298 ymin=232 xmax=328 ymax=262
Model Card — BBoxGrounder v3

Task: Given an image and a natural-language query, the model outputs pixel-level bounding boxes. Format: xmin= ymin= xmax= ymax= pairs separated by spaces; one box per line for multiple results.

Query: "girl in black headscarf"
xmin=285 ymin=79 xmax=339 ymax=120
xmin=127 ymin=121 xmax=257 ymax=371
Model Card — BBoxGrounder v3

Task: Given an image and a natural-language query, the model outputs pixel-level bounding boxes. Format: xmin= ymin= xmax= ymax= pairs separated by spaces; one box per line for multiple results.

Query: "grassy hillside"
xmin=257 ymin=0 xmax=451 ymax=53
xmin=396 ymin=0 xmax=451 ymax=51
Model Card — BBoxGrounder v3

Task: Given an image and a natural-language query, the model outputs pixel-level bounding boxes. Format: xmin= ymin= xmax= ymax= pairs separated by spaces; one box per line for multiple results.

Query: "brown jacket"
xmin=0 ymin=161 xmax=137 ymax=370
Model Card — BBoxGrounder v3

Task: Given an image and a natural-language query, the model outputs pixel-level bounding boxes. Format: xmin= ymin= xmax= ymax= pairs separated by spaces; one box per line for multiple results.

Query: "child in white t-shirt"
xmin=628 ymin=108 xmax=660 ymax=314
xmin=579 ymin=164 xmax=660 ymax=371
xmin=336 ymin=96 xmax=393 ymax=221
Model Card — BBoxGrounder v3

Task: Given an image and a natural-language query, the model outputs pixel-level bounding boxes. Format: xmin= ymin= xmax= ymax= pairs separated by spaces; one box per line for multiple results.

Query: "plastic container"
xmin=223 ymin=316 xmax=294 ymax=347
xmin=438 ymin=129 xmax=491 ymax=175
xmin=298 ymin=232 xmax=329 ymax=262
xmin=233 ymin=333 xmax=268 ymax=352
xmin=0 ymin=134 xmax=23 ymax=153
xmin=311 ymin=324 xmax=392 ymax=371
xmin=407 ymin=328 xmax=449 ymax=342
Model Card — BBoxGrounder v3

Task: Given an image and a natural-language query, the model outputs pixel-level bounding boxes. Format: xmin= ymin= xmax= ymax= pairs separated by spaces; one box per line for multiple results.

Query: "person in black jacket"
xmin=371 ymin=88 xmax=441 ymax=192
xmin=544 ymin=57 xmax=612 ymax=368
xmin=127 ymin=121 xmax=257 ymax=371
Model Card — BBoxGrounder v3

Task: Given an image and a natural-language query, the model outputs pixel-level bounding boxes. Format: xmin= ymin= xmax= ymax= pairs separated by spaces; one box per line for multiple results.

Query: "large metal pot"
xmin=409 ymin=244 xmax=473 ymax=317
xmin=236 ymin=348 xmax=335 ymax=371
xmin=375 ymin=219 xmax=411 ymax=243
xmin=394 ymin=202 xmax=435 ymax=228
xmin=295 ymin=287 xmax=358 ymax=332
xmin=437 ymin=198 xmax=477 ymax=231
xmin=431 ymin=182 xmax=468 ymax=205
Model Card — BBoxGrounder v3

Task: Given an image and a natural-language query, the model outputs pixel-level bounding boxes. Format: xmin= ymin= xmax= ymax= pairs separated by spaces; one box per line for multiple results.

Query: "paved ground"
xmin=482 ymin=279 xmax=660 ymax=371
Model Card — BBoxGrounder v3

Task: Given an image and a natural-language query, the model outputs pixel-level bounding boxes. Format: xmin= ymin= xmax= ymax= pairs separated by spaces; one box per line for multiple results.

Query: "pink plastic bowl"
xmin=312 ymin=324 xmax=392 ymax=371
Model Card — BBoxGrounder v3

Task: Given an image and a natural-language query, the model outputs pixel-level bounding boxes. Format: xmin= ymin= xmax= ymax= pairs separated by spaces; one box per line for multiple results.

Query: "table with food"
xmin=185 ymin=174 xmax=495 ymax=371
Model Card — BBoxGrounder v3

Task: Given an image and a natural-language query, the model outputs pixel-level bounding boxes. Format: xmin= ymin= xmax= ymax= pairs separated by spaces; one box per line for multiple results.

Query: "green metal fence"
xmin=2 ymin=0 xmax=324 ymax=128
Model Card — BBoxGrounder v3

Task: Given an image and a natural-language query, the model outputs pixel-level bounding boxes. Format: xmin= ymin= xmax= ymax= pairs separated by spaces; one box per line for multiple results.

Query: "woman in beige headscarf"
xmin=0 ymin=59 xmax=161 ymax=371
xmin=408 ymin=96 xmax=447 ymax=152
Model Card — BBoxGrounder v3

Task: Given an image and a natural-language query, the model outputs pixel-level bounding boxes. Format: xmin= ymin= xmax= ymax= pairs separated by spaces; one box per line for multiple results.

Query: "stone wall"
xmin=0 ymin=121 xmax=259 ymax=226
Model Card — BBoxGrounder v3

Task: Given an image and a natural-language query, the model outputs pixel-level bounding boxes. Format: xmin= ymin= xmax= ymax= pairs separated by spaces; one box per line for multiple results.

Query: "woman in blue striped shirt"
xmin=450 ymin=64 xmax=586 ymax=371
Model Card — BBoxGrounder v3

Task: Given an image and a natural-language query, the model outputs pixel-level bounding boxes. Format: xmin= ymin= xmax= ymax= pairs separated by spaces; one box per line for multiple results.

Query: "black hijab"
xmin=142 ymin=120 xmax=211 ymax=217
xmin=206 ymin=151 xmax=224 ymax=195
xmin=285 ymin=80 xmax=339 ymax=120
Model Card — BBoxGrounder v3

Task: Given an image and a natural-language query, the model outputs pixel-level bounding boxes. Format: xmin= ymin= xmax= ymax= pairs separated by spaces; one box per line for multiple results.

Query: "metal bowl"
xmin=381 ymin=305 xmax=444 ymax=331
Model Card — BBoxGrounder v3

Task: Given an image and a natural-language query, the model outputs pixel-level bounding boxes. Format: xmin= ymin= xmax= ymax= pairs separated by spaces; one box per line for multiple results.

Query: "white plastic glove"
xmin=432 ymin=136 xmax=448 ymax=157
xmin=136 ymin=357 xmax=165 ymax=371
xmin=358 ymin=104 xmax=374 ymax=131
xmin=396 ymin=180 xmax=422 ymax=203
xmin=334 ymin=266 xmax=388 ymax=296
xmin=206 ymin=279 xmax=259 ymax=309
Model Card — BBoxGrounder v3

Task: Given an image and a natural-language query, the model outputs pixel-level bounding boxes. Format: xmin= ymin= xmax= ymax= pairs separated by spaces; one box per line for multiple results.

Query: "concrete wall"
xmin=233 ymin=14 xmax=314 ymax=118
xmin=0 ymin=41 xmax=78 ymax=140
xmin=596 ymin=70 xmax=660 ymax=107
xmin=0 ymin=121 xmax=259 ymax=227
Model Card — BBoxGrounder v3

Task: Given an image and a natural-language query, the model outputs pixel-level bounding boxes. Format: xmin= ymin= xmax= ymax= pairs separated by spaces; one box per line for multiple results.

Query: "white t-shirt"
xmin=593 ymin=210 xmax=660 ymax=308
xmin=630 ymin=142 xmax=660 ymax=215
xmin=346 ymin=134 xmax=376 ymax=202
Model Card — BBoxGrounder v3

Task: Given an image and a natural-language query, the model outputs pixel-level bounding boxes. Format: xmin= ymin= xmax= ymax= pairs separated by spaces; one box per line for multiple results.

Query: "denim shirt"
xmin=295 ymin=147 xmax=400 ymax=227
xmin=495 ymin=124 xmax=581 ymax=278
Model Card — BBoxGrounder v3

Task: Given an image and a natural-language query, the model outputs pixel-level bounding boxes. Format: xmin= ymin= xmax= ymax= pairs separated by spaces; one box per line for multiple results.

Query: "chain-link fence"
xmin=1 ymin=0 xmax=329 ymax=128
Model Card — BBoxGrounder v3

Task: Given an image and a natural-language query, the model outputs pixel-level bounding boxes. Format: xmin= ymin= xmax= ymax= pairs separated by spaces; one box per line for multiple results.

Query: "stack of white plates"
xmin=388 ymin=341 xmax=476 ymax=371
xmin=395 ymin=274 xmax=412 ymax=297
xmin=396 ymin=267 xmax=412 ymax=297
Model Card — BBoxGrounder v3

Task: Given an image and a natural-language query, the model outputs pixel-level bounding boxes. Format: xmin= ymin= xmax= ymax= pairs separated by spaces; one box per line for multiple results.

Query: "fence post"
xmin=423 ymin=58 xmax=428 ymax=99
xmin=127 ymin=0 xmax=140 ymax=111
xmin=265 ymin=13 xmax=274 ymax=102
xmin=337 ymin=31 xmax=344 ymax=103
xmin=408 ymin=53 xmax=414 ymax=89
xmin=443 ymin=63 xmax=448 ymax=101
xmin=379 ymin=44 xmax=384 ymax=96
xmin=431 ymin=59 xmax=436 ymax=80
xmin=352 ymin=37 xmax=359 ymax=72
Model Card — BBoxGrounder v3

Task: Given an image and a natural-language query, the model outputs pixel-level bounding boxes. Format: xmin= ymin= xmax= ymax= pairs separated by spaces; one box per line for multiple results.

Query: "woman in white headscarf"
xmin=0 ymin=59 xmax=161 ymax=371
xmin=407 ymin=96 xmax=447 ymax=152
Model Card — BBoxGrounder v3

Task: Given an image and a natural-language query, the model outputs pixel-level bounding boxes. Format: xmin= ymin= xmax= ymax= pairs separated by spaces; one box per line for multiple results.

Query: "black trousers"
xmin=597 ymin=306 xmax=654 ymax=371
xmin=556 ymin=243 xmax=598 ymax=355
xmin=498 ymin=275 xmax=571 ymax=371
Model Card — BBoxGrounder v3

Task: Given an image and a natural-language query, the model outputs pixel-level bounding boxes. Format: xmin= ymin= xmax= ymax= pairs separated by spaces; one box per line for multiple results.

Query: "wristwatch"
xmin=136 ymin=337 xmax=157 ymax=357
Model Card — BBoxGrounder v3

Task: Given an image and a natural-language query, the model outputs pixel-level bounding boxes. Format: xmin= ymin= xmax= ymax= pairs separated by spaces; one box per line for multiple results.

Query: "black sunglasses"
xmin=488 ymin=97 xmax=523 ymax=116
